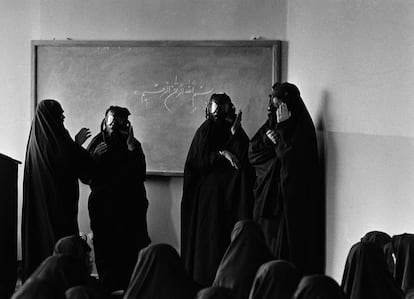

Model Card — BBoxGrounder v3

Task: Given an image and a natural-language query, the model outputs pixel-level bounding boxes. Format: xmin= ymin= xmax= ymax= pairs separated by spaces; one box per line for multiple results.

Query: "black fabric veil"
xmin=341 ymin=241 xmax=404 ymax=299
xmin=196 ymin=286 xmax=234 ymax=299
xmin=22 ymin=99 xmax=93 ymax=279
xmin=392 ymin=233 xmax=414 ymax=293
xmin=20 ymin=255 xmax=87 ymax=298
xmin=65 ymin=286 xmax=103 ymax=299
xmin=248 ymin=82 xmax=324 ymax=275
xmin=293 ymin=275 xmax=345 ymax=299
xmin=123 ymin=244 xmax=201 ymax=299
xmin=181 ymin=108 xmax=254 ymax=285
xmin=361 ymin=231 xmax=392 ymax=246
xmin=361 ymin=230 xmax=394 ymax=275
xmin=53 ymin=235 xmax=91 ymax=258
xmin=213 ymin=220 xmax=273 ymax=299
xmin=11 ymin=277 xmax=63 ymax=299
xmin=248 ymin=260 xmax=301 ymax=299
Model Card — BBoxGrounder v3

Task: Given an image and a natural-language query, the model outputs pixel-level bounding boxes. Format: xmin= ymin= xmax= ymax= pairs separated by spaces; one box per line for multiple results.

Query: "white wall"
xmin=287 ymin=0 xmax=414 ymax=281
xmin=0 ymin=0 xmax=287 ymax=257
xmin=0 ymin=0 xmax=40 ymax=259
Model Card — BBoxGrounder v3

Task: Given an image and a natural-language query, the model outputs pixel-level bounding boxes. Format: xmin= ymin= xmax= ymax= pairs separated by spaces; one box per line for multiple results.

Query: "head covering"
xmin=65 ymin=286 xmax=102 ymax=299
xmin=102 ymin=105 xmax=131 ymax=141
xmin=271 ymin=82 xmax=308 ymax=122
xmin=54 ymin=235 xmax=91 ymax=257
xmin=391 ymin=233 xmax=414 ymax=293
xmin=123 ymin=244 xmax=201 ymax=299
xmin=24 ymin=100 xmax=72 ymax=173
xmin=11 ymin=277 xmax=63 ymax=299
xmin=196 ymin=286 xmax=234 ymax=299
xmin=341 ymin=241 xmax=404 ymax=299
xmin=105 ymin=105 xmax=131 ymax=118
xmin=24 ymin=255 xmax=87 ymax=297
xmin=213 ymin=220 xmax=274 ymax=299
xmin=29 ymin=99 xmax=69 ymax=150
xmin=293 ymin=275 xmax=345 ymax=299
xmin=53 ymin=235 xmax=92 ymax=276
xmin=361 ymin=231 xmax=394 ymax=275
xmin=248 ymin=260 xmax=301 ymax=299
xmin=361 ymin=230 xmax=392 ymax=247
xmin=205 ymin=93 xmax=235 ymax=120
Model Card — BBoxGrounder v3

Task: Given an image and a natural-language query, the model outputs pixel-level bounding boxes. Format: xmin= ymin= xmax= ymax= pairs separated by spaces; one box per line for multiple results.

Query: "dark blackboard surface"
xmin=32 ymin=40 xmax=281 ymax=175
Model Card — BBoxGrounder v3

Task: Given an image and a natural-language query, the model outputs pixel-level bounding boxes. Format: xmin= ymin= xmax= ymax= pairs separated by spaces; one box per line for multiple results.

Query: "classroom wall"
xmin=0 ymin=0 xmax=287 ymax=257
xmin=2 ymin=0 xmax=414 ymax=283
xmin=286 ymin=0 xmax=414 ymax=281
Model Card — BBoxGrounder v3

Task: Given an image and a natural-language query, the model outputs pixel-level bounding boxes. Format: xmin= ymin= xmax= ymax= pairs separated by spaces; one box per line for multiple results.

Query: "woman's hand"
xmin=231 ymin=110 xmax=242 ymax=135
xmin=93 ymin=142 xmax=108 ymax=158
xmin=265 ymin=129 xmax=279 ymax=144
xmin=75 ymin=128 xmax=91 ymax=145
xmin=276 ymin=103 xmax=291 ymax=123
xmin=219 ymin=150 xmax=240 ymax=169
xmin=126 ymin=126 xmax=136 ymax=151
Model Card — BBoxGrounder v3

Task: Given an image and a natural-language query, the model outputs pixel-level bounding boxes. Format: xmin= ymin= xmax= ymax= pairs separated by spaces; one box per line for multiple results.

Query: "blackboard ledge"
xmin=146 ymin=171 xmax=183 ymax=177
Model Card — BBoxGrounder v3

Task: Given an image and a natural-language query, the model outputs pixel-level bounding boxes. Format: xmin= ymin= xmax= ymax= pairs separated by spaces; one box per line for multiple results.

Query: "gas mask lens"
xmin=271 ymin=96 xmax=283 ymax=110
xmin=210 ymin=102 xmax=219 ymax=115
xmin=210 ymin=102 xmax=231 ymax=117
xmin=106 ymin=114 xmax=115 ymax=126
xmin=106 ymin=113 xmax=130 ymax=134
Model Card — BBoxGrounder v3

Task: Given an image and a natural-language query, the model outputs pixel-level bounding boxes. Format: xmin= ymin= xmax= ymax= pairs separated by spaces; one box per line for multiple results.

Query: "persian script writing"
xmin=141 ymin=76 xmax=214 ymax=113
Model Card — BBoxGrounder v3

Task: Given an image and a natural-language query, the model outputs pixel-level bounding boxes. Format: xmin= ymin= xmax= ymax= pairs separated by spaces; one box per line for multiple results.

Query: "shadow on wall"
xmin=280 ymin=40 xmax=289 ymax=82
xmin=316 ymin=90 xmax=338 ymax=275
xmin=145 ymin=176 xmax=181 ymax=252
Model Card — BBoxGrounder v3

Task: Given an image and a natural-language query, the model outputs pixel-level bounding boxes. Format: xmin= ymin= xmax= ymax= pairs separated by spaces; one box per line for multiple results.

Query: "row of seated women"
xmin=12 ymin=221 xmax=414 ymax=299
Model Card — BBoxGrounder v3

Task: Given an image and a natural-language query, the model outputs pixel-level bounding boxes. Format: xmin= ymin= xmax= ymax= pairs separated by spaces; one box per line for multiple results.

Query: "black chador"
xmin=86 ymin=106 xmax=150 ymax=292
xmin=181 ymin=93 xmax=254 ymax=286
xmin=249 ymin=83 xmax=324 ymax=275
xmin=22 ymin=99 xmax=94 ymax=280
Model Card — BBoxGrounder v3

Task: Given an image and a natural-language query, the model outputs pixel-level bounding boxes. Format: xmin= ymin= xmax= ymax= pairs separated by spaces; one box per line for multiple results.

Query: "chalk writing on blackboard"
xmin=140 ymin=76 xmax=214 ymax=113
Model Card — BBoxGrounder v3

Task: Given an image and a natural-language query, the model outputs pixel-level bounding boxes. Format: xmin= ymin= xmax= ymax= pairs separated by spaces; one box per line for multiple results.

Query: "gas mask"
xmin=101 ymin=107 xmax=131 ymax=144
xmin=105 ymin=112 xmax=130 ymax=135
xmin=206 ymin=93 xmax=236 ymax=123
xmin=267 ymin=85 xmax=288 ymax=128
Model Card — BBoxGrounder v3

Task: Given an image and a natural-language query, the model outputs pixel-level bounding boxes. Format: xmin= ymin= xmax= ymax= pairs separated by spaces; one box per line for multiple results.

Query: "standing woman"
xmin=85 ymin=106 xmax=151 ymax=292
xmin=249 ymin=82 xmax=324 ymax=275
xmin=181 ymin=93 xmax=254 ymax=286
xmin=22 ymin=99 xmax=93 ymax=280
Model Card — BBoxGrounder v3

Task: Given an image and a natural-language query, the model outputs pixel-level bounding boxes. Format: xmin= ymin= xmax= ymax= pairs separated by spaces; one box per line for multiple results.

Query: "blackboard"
xmin=32 ymin=40 xmax=281 ymax=175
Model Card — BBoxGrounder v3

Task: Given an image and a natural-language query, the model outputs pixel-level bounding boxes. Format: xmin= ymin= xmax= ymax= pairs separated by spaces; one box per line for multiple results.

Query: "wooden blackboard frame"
xmin=31 ymin=40 xmax=281 ymax=176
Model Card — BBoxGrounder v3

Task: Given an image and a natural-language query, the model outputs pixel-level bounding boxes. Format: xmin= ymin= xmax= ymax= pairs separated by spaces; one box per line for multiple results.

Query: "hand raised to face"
xmin=126 ymin=125 xmax=136 ymax=151
xmin=231 ymin=110 xmax=242 ymax=135
xmin=276 ymin=103 xmax=291 ymax=123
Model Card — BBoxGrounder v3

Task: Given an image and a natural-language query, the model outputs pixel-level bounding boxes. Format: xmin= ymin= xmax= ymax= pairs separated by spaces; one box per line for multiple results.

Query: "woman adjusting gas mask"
xmin=101 ymin=106 xmax=131 ymax=146
xmin=206 ymin=93 xmax=237 ymax=123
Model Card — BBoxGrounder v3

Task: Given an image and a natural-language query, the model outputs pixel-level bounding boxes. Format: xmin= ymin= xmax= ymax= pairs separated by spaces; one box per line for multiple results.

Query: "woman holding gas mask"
xmin=85 ymin=106 xmax=150 ymax=293
xmin=181 ymin=93 xmax=255 ymax=286
xmin=249 ymin=82 xmax=324 ymax=276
